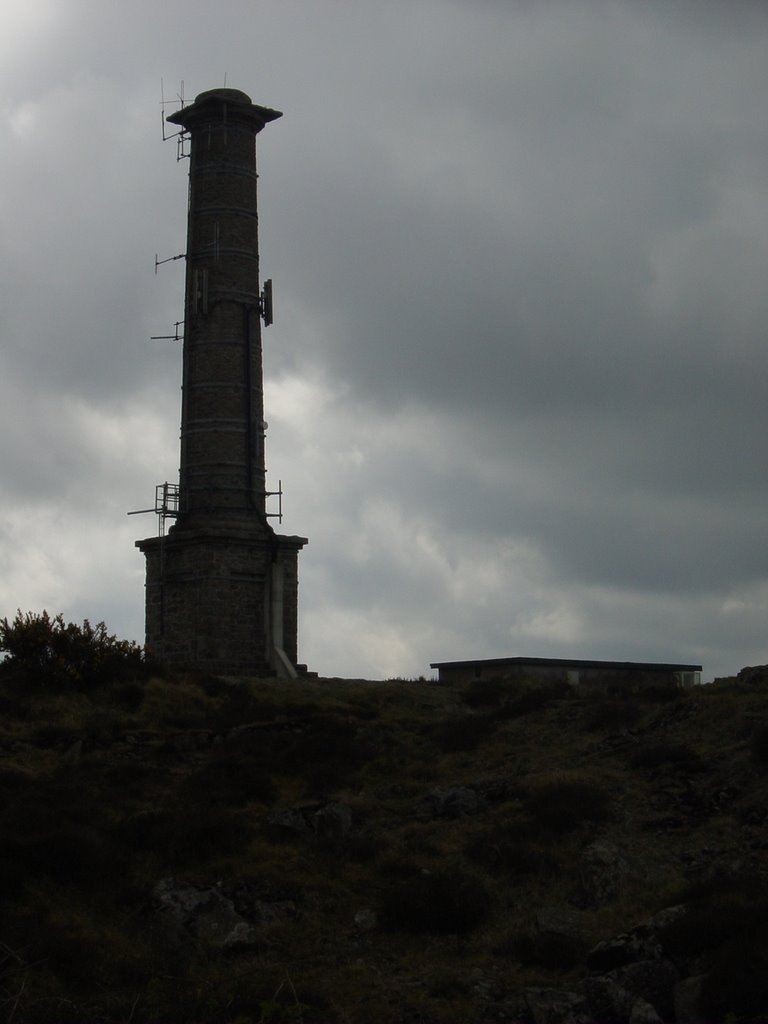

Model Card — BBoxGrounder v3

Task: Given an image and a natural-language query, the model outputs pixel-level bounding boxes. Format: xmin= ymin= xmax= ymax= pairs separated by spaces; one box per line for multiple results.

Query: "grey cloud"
xmin=1 ymin=0 xmax=767 ymax=681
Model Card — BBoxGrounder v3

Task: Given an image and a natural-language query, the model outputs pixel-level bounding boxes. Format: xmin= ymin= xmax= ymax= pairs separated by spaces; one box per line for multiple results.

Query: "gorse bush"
xmin=0 ymin=609 xmax=145 ymax=688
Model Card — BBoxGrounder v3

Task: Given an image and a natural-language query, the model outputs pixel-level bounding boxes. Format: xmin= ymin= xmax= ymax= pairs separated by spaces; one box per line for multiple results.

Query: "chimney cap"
xmin=193 ymin=87 xmax=254 ymax=106
xmin=167 ymin=88 xmax=282 ymax=129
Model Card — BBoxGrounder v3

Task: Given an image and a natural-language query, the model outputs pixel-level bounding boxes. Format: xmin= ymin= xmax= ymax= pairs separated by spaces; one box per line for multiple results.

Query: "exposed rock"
xmin=674 ymin=974 xmax=708 ymax=1024
xmin=634 ymin=904 xmax=687 ymax=937
xmin=534 ymin=905 xmax=592 ymax=965
xmin=267 ymin=806 xmax=313 ymax=834
xmin=152 ymin=878 xmax=297 ymax=952
xmin=267 ymin=801 xmax=353 ymax=838
xmin=586 ymin=905 xmax=686 ymax=971
xmin=581 ymin=975 xmax=635 ymax=1022
xmin=354 ymin=908 xmax=377 ymax=931
xmin=578 ymin=840 xmax=630 ymax=906
xmin=525 ymin=987 xmax=590 ymax=1024
xmin=61 ymin=739 xmax=83 ymax=764
xmin=587 ymin=933 xmax=656 ymax=973
xmin=737 ymin=664 xmax=768 ymax=685
xmin=628 ymin=997 xmax=664 ymax=1024
xmin=469 ymin=966 xmax=499 ymax=1000
xmin=585 ymin=962 xmax=675 ymax=1024
xmin=153 ymin=878 xmax=258 ymax=950
xmin=428 ymin=786 xmax=484 ymax=818
xmin=313 ymin=800 xmax=353 ymax=838
xmin=606 ymin=959 xmax=679 ymax=1023
xmin=168 ymin=731 xmax=200 ymax=752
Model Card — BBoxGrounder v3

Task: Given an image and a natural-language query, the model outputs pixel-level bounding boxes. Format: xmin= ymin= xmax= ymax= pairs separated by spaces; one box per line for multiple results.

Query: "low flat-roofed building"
xmin=430 ymin=656 xmax=702 ymax=690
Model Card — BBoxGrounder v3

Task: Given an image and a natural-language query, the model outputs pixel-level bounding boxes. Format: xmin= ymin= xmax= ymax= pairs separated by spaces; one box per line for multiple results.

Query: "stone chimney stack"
xmin=136 ymin=88 xmax=307 ymax=678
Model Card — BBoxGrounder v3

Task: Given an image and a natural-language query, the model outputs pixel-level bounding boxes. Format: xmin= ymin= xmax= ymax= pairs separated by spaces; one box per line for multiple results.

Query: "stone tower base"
xmin=136 ymin=526 xmax=307 ymax=677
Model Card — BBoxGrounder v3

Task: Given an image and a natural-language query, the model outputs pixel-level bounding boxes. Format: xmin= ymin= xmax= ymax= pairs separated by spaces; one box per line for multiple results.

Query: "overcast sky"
xmin=1 ymin=0 xmax=767 ymax=681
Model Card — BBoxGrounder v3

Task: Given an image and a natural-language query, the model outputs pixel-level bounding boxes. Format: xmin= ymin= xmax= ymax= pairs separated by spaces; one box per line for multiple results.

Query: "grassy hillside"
xmin=1 ymin=651 xmax=767 ymax=1022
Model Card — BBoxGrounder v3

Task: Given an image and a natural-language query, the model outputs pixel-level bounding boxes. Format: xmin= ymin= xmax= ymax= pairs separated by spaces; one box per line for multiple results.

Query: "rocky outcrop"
xmin=267 ymin=800 xmax=353 ymax=838
xmin=521 ymin=906 xmax=689 ymax=1023
xmin=427 ymin=785 xmax=485 ymax=818
xmin=525 ymin=986 xmax=590 ymax=1024
xmin=152 ymin=878 xmax=296 ymax=951
xmin=577 ymin=839 xmax=631 ymax=906
xmin=533 ymin=905 xmax=593 ymax=966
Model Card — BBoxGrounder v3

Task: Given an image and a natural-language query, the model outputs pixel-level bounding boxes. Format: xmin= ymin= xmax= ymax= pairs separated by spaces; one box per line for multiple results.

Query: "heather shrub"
xmin=432 ymin=711 xmax=497 ymax=752
xmin=635 ymin=684 xmax=683 ymax=703
xmin=499 ymin=682 xmax=570 ymax=718
xmin=750 ymin=723 xmax=768 ymax=768
xmin=209 ymin=684 xmax=280 ymax=728
xmin=30 ymin=723 xmax=83 ymax=749
xmin=462 ymin=675 xmax=509 ymax=708
xmin=0 ymin=785 xmax=128 ymax=897
xmin=462 ymin=676 xmax=569 ymax=717
xmin=0 ymin=610 xmax=145 ymax=689
xmin=660 ymin=877 xmax=768 ymax=1020
xmin=584 ymin=697 xmax=641 ymax=731
xmin=116 ymin=804 xmax=250 ymax=867
xmin=379 ymin=867 xmax=490 ymax=935
xmin=179 ymin=748 xmax=277 ymax=807
xmin=508 ymin=929 xmax=586 ymax=969
xmin=274 ymin=714 xmax=369 ymax=795
xmin=629 ymin=741 xmax=705 ymax=774
xmin=524 ymin=774 xmax=612 ymax=834
xmin=14 ymin=824 xmax=114 ymax=885
xmin=465 ymin=819 xmax=559 ymax=876
xmin=111 ymin=679 xmax=146 ymax=711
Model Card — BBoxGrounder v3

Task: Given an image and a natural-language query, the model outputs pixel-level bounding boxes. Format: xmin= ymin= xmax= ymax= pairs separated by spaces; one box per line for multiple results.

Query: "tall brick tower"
xmin=136 ymin=88 xmax=307 ymax=677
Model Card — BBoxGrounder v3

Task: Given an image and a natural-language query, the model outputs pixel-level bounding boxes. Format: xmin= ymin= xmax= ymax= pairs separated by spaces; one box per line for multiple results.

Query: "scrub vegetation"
xmin=1 ymin=613 xmax=767 ymax=1022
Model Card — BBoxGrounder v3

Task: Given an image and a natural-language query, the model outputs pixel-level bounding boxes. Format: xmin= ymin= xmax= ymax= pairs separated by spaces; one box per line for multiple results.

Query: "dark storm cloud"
xmin=1 ymin=0 xmax=767 ymax=678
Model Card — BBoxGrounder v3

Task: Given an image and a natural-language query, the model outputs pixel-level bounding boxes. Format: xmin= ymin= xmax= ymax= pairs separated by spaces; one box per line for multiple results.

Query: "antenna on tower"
xmin=160 ymin=78 xmax=189 ymax=159
xmin=128 ymin=482 xmax=180 ymax=537
xmin=155 ymin=251 xmax=186 ymax=274
xmin=260 ymin=279 xmax=274 ymax=326
xmin=150 ymin=321 xmax=184 ymax=342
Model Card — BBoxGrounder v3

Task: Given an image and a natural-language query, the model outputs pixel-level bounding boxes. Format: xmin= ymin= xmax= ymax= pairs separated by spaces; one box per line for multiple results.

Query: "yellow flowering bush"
xmin=0 ymin=609 xmax=145 ymax=688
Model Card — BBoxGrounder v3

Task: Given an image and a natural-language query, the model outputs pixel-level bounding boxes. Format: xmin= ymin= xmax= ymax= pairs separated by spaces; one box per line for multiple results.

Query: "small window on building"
xmin=567 ymin=670 xmax=580 ymax=686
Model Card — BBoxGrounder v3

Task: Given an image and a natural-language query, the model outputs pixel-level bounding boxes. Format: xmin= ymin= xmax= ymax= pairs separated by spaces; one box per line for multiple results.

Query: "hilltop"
xmin=1 ymin=648 xmax=767 ymax=1022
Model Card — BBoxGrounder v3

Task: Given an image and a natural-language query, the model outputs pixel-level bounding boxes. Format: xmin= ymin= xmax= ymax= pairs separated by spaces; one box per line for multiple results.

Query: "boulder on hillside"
xmin=577 ymin=840 xmax=631 ymax=906
xmin=525 ymin=986 xmax=590 ymax=1024
xmin=267 ymin=801 xmax=353 ymax=838
xmin=152 ymin=878 xmax=296 ymax=952
xmin=427 ymin=785 xmax=485 ymax=818
xmin=533 ymin=905 xmax=593 ymax=966
xmin=586 ymin=905 xmax=686 ymax=971
xmin=152 ymin=878 xmax=258 ymax=951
